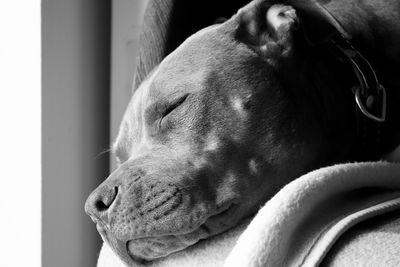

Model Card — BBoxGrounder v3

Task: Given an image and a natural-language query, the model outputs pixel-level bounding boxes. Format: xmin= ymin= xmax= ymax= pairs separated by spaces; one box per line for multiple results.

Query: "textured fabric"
xmin=322 ymin=210 xmax=400 ymax=267
xmin=320 ymin=146 xmax=400 ymax=266
xmin=223 ymin=150 xmax=400 ymax=267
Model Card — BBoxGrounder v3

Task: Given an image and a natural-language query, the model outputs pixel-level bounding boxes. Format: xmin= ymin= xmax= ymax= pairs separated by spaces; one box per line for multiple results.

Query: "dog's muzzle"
xmin=84 ymin=164 xmax=237 ymax=263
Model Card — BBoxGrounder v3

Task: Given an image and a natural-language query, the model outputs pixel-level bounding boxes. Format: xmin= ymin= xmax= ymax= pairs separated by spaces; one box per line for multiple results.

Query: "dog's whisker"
xmin=94 ymin=147 xmax=113 ymax=160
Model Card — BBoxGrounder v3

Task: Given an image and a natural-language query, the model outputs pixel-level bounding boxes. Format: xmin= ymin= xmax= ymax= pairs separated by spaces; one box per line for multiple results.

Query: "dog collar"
xmin=329 ymin=33 xmax=386 ymax=123
xmin=287 ymin=0 xmax=387 ymax=123
xmin=309 ymin=2 xmax=387 ymax=123
xmin=305 ymin=2 xmax=387 ymax=159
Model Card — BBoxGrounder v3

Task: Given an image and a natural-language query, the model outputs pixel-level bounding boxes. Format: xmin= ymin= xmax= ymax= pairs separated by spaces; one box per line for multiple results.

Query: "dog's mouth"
xmin=97 ymin=202 xmax=238 ymax=265
xmin=126 ymin=223 xmax=211 ymax=262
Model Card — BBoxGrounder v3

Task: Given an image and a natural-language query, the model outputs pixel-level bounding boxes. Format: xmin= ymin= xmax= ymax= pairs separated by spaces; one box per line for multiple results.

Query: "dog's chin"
xmin=97 ymin=222 xmax=212 ymax=264
xmin=126 ymin=226 xmax=209 ymax=261
xmin=100 ymin=203 xmax=239 ymax=264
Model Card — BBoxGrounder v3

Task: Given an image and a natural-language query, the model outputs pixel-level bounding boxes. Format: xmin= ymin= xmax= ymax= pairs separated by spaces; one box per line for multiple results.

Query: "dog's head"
xmin=85 ymin=2 xmax=355 ymax=265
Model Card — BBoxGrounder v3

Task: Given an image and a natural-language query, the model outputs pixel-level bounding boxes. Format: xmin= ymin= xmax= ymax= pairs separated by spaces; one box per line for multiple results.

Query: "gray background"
xmin=42 ymin=0 xmax=145 ymax=266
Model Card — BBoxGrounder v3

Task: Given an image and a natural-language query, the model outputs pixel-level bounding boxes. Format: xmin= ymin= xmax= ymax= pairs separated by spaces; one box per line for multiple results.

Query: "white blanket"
xmin=98 ymin=146 xmax=400 ymax=267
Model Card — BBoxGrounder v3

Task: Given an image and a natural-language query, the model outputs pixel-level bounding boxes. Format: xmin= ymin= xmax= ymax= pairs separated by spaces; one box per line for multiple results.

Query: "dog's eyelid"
xmin=161 ymin=93 xmax=189 ymax=118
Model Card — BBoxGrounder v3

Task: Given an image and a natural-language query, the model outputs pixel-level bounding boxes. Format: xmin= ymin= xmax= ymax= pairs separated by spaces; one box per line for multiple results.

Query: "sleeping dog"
xmin=85 ymin=0 xmax=400 ymax=265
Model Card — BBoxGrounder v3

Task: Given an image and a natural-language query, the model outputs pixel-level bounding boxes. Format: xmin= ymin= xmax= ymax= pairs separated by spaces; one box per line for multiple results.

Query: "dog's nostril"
xmin=94 ymin=186 xmax=118 ymax=212
xmin=95 ymin=199 xmax=108 ymax=212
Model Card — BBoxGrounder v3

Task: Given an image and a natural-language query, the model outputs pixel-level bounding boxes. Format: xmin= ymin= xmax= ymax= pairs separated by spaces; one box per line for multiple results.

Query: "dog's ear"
xmin=234 ymin=1 xmax=344 ymax=63
xmin=235 ymin=3 xmax=299 ymax=64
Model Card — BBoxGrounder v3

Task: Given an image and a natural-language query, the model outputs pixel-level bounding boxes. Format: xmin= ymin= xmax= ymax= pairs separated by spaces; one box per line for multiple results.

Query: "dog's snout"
xmin=85 ymin=185 xmax=118 ymax=224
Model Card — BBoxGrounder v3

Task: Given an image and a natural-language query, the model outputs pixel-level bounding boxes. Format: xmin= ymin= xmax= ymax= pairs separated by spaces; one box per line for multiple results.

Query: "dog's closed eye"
xmin=161 ymin=94 xmax=189 ymax=119
xmin=156 ymin=93 xmax=189 ymax=132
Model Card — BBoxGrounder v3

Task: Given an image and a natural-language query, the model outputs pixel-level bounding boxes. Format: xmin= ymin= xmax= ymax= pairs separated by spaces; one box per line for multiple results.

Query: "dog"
xmin=85 ymin=0 xmax=400 ymax=265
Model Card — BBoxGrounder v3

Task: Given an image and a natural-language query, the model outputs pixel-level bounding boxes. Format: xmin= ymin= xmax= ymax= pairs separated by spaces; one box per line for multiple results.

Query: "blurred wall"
xmin=42 ymin=0 xmax=111 ymax=266
xmin=110 ymin=0 xmax=147 ymax=169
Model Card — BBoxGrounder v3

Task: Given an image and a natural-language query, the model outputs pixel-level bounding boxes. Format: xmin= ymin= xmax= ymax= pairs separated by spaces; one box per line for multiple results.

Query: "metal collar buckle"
xmin=354 ymin=84 xmax=386 ymax=122
xmin=332 ymin=35 xmax=387 ymax=123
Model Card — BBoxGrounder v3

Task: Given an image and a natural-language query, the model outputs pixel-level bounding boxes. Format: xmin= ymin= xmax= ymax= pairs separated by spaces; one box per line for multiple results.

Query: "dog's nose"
xmin=85 ymin=185 xmax=118 ymax=225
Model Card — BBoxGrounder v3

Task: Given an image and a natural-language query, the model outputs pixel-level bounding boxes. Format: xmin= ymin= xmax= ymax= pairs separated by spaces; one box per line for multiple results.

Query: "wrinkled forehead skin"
xmin=104 ymin=19 xmax=320 ymax=265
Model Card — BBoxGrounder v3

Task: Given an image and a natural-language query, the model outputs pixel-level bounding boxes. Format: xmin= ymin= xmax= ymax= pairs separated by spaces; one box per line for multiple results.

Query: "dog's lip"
xmin=96 ymin=222 xmax=109 ymax=236
xmin=125 ymin=202 xmax=238 ymax=261
xmin=95 ymin=202 xmax=239 ymax=264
